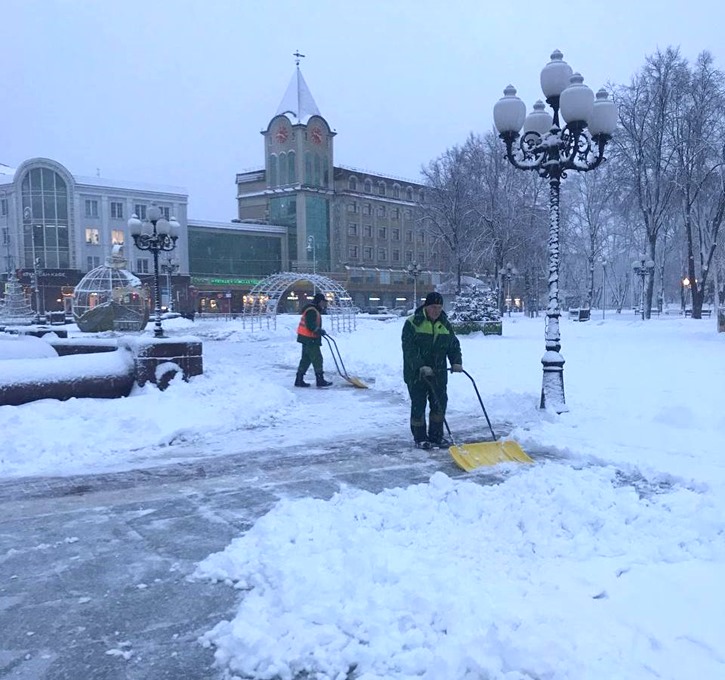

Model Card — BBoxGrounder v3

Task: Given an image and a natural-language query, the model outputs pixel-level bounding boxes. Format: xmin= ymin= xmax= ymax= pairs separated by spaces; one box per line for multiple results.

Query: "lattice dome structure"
xmin=242 ymin=272 xmax=357 ymax=331
xmin=72 ymin=246 xmax=150 ymax=332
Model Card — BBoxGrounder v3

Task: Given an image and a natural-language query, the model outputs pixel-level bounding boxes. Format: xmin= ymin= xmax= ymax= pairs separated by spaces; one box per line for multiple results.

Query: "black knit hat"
xmin=424 ymin=291 xmax=444 ymax=306
xmin=312 ymin=293 xmax=326 ymax=304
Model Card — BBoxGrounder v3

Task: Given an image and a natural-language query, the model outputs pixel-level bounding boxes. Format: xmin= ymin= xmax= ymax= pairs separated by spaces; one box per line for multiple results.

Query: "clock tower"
xmin=258 ymin=61 xmax=335 ymax=273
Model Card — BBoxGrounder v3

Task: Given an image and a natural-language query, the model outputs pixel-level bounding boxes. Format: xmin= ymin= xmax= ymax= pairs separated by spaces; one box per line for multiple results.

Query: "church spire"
xmin=275 ymin=52 xmax=321 ymax=124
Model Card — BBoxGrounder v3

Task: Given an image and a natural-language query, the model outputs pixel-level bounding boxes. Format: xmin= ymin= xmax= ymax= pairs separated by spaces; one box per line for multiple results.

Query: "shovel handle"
xmin=449 ymin=368 xmax=498 ymax=442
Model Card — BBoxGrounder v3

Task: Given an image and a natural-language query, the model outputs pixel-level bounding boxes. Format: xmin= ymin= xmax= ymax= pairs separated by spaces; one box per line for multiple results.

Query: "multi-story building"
xmin=236 ymin=66 xmax=447 ymax=310
xmin=0 ymin=157 xmax=189 ymax=316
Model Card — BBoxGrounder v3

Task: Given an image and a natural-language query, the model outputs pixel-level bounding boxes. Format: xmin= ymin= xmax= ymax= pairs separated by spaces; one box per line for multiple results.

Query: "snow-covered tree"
xmin=447 ymin=285 xmax=501 ymax=335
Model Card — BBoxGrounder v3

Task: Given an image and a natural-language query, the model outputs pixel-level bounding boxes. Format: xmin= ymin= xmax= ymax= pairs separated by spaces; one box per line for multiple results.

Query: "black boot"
xmin=315 ymin=372 xmax=333 ymax=387
xmin=294 ymin=372 xmax=310 ymax=387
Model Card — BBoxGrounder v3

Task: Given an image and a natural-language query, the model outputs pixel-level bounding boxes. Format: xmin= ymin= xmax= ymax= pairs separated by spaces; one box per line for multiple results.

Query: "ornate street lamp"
xmin=23 ymin=206 xmax=43 ymax=322
xmin=160 ymin=257 xmax=180 ymax=312
xmin=407 ymin=261 xmax=422 ymax=309
xmin=128 ymin=206 xmax=180 ymax=338
xmin=498 ymin=262 xmax=515 ymax=316
xmin=632 ymin=256 xmax=655 ymax=320
xmin=493 ymin=49 xmax=617 ymax=412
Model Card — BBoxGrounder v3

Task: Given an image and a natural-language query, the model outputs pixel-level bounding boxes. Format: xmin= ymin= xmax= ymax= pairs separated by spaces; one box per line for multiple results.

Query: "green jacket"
xmin=402 ymin=306 xmax=462 ymax=385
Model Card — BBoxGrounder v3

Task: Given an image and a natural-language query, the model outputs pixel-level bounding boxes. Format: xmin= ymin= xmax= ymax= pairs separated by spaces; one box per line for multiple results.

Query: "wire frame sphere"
xmin=72 ymin=247 xmax=150 ymax=332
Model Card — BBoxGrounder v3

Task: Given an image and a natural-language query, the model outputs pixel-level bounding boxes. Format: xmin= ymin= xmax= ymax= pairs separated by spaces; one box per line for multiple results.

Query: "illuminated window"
xmin=85 ymin=228 xmax=100 ymax=245
xmin=111 ymin=229 xmax=124 ymax=245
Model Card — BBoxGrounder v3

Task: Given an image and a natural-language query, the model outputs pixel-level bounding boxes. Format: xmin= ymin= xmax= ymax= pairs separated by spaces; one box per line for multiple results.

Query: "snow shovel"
xmin=422 ymin=371 xmax=532 ymax=471
xmin=448 ymin=369 xmax=532 ymax=470
xmin=323 ymin=335 xmax=368 ymax=388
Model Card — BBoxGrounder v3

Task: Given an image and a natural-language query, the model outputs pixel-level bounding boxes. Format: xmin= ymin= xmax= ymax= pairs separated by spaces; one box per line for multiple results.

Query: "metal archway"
xmin=241 ymin=272 xmax=358 ymax=332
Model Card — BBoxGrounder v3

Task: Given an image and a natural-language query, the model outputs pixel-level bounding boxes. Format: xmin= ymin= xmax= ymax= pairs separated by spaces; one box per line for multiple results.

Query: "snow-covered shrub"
xmin=447 ymin=285 xmax=502 ymax=335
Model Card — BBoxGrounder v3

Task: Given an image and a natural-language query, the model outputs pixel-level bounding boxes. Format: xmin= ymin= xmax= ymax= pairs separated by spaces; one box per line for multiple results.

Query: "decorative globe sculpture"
xmin=72 ymin=246 xmax=150 ymax=332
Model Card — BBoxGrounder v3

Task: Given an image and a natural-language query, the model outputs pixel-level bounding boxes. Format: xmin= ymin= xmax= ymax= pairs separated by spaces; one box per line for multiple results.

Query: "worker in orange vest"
xmin=295 ymin=293 xmax=333 ymax=388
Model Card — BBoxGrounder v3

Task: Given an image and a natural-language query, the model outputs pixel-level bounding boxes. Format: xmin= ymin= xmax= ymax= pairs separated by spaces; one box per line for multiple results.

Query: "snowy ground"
xmin=2 ymin=311 xmax=725 ymax=678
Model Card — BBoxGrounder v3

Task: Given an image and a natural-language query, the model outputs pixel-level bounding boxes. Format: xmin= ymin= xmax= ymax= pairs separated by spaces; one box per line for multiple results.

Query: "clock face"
xmin=310 ymin=126 xmax=323 ymax=144
xmin=275 ymin=126 xmax=288 ymax=143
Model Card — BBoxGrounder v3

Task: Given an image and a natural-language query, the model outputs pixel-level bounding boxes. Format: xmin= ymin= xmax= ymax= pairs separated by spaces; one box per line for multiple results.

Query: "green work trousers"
xmin=407 ymin=377 xmax=447 ymax=442
xmin=297 ymin=343 xmax=324 ymax=375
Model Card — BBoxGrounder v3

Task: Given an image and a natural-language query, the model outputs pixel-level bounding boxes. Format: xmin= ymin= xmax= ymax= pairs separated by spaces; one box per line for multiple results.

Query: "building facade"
xmin=236 ymin=67 xmax=447 ymax=310
xmin=0 ymin=157 xmax=189 ymax=317
xmin=187 ymin=219 xmax=287 ymax=314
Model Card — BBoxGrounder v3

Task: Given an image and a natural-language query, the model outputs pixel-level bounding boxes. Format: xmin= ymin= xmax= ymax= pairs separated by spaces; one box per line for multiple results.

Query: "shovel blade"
xmin=344 ymin=375 xmax=369 ymax=389
xmin=449 ymin=440 xmax=533 ymax=471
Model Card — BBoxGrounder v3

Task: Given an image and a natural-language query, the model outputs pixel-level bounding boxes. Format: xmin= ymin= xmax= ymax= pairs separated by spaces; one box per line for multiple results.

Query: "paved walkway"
xmin=0 ymin=434 xmax=504 ymax=679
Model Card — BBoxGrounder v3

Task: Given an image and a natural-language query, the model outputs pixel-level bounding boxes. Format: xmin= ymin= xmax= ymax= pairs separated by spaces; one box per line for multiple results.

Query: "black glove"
xmin=319 ymin=329 xmax=327 ymax=336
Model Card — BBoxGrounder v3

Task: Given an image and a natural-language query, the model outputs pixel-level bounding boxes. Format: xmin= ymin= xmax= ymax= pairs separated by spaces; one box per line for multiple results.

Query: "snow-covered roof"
xmin=0 ymin=162 xmax=186 ymax=196
xmin=275 ymin=67 xmax=321 ymax=125
xmin=188 ymin=219 xmax=286 ymax=234
xmin=74 ymin=175 xmax=187 ymax=196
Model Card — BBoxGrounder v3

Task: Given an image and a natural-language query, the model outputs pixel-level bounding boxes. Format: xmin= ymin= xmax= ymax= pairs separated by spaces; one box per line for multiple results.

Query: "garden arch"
xmin=241 ymin=272 xmax=357 ymax=332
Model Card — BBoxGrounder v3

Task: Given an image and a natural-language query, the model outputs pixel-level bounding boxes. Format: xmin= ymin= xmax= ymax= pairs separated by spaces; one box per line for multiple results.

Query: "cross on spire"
xmin=293 ymin=50 xmax=305 ymax=67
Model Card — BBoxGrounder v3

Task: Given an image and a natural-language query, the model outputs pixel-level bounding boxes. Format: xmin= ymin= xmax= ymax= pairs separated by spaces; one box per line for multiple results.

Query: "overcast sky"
xmin=2 ymin=0 xmax=723 ymax=221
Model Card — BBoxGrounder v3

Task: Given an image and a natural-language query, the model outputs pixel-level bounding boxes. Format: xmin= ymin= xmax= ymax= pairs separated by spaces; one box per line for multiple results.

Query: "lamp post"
xmin=160 ymin=257 xmax=180 ymax=312
xmin=306 ymin=235 xmax=316 ymax=275
xmin=499 ymin=262 xmax=514 ymax=316
xmin=493 ymin=49 xmax=617 ymax=412
xmin=128 ymin=206 xmax=180 ymax=338
xmin=601 ymin=257 xmax=607 ymax=320
xmin=407 ymin=261 xmax=422 ymax=309
xmin=682 ymin=276 xmax=690 ymax=313
xmin=23 ymin=206 xmax=43 ymax=322
xmin=632 ymin=255 xmax=655 ymax=320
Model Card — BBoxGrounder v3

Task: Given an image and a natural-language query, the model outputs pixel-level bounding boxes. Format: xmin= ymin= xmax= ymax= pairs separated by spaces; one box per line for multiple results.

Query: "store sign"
xmin=17 ymin=268 xmax=78 ymax=282
xmin=191 ymin=276 xmax=261 ymax=286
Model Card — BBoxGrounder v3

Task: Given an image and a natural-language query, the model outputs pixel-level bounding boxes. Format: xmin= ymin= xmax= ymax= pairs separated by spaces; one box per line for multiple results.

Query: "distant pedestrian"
xmin=295 ymin=293 xmax=333 ymax=388
xmin=401 ymin=291 xmax=463 ymax=448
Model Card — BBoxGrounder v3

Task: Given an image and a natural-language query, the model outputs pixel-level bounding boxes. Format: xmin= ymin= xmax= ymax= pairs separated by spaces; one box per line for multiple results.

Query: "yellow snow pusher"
xmin=323 ymin=335 xmax=368 ymax=389
xmin=425 ymin=369 xmax=532 ymax=471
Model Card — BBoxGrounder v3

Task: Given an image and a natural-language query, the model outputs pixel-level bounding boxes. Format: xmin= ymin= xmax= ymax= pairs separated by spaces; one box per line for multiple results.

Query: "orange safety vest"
xmin=297 ymin=306 xmax=321 ymax=339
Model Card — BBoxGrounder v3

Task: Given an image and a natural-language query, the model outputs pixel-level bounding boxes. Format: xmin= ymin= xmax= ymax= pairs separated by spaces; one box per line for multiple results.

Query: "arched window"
xmin=348 ymin=176 xmax=357 ymax=191
xmin=418 ymin=189 xmax=425 ymax=203
xmin=21 ymin=166 xmax=70 ymax=269
xmin=314 ymin=154 xmax=322 ymax=187
xmin=406 ymin=187 xmax=413 ymax=201
xmin=269 ymin=154 xmax=278 ymax=187
xmin=305 ymin=152 xmax=313 ymax=184
xmin=364 ymin=179 xmax=372 ymax=194
xmin=279 ymin=152 xmax=288 ymax=185
xmin=378 ymin=181 xmax=386 ymax=196
xmin=393 ymin=184 xmax=401 ymax=199
xmin=288 ymin=151 xmax=296 ymax=183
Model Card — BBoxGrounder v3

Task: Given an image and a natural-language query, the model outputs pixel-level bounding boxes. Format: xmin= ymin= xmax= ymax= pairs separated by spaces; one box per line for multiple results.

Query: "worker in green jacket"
xmin=401 ymin=291 xmax=463 ymax=449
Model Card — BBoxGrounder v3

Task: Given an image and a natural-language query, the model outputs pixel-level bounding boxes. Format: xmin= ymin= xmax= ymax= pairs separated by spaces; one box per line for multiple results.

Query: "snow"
xmin=2 ymin=312 xmax=725 ymax=678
